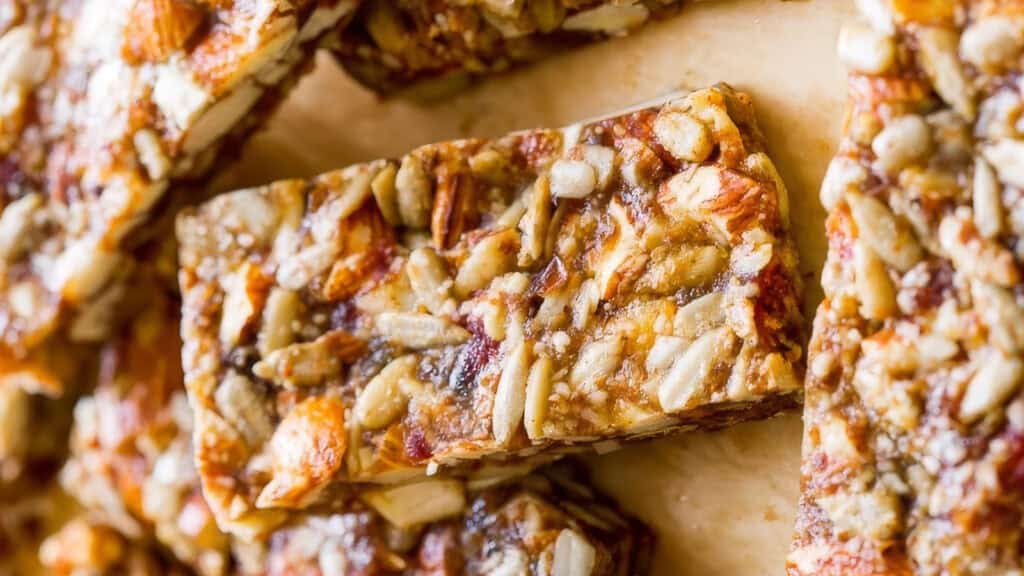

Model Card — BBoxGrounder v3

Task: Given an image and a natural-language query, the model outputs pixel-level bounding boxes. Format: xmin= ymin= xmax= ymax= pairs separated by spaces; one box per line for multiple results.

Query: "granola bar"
xmin=0 ymin=0 xmax=356 ymax=361
xmin=334 ymin=0 xmax=685 ymax=96
xmin=64 ymin=261 xmax=650 ymax=575
xmin=789 ymin=2 xmax=1024 ymax=574
xmin=178 ymin=83 xmax=804 ymax=536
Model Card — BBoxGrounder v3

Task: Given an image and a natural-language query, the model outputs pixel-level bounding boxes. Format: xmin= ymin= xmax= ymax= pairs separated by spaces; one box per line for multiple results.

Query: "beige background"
xmin=219 ymin=1 xmax=855 ymax=573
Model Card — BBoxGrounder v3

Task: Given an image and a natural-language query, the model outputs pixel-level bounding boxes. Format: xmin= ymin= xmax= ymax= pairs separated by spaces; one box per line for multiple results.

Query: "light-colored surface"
xmin=219 ymin=1 xmax=855 ymax=573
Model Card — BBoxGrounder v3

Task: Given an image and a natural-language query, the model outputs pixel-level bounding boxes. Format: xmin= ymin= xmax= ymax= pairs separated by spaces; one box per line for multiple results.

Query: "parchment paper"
xmin=217 ymin=1 xmax=856 ymax=573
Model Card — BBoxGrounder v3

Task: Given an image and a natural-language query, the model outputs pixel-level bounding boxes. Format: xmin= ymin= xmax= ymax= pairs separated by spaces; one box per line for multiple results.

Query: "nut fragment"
xmin=916 ymin=27 xmax=975 ymax=120
xmin=654 ymin=108 xmax=713 ymax=163
xmin=549 ymin=159 xmax=597 ymax=199
xmin=371 ymin=162 xmax=401 ymax=226
xmin=846 ymin=192 xmax=922 ymax=271
xmin=561 ymin=2 xmax=649 ymax=33
xmin=838 ymin=22 xmax=896 ymax=74
xmin=253 ymin=331 xmax=366 ymax=387
xmin=376 ymin=312 xmax=470 ymax=349
xmin=492 ymin=341 xmax=531 ymax=445
xmin=853 ymin=240 xmax=896 ymax=320
xmin=257 ymin=288 xmax=301 ymax=357
xmin=407 ymin=247 xmax=454 ymax=316
xmin=871 ymin=115 xmax=932 ymax=174
xmin=256 ymin=396 xmax=348 ymax=509
xmin=219 ymin=263 xmax=263 ymax=348
xmin=362 ymin=479 xmax=466 ymax=529
xmin=395 ymin=153 xmax=433 ymax=228
xmin=983 ymin=139 xmax=1024 ymax=190
xmin=453 ymin=228 xmax=519 ymax=298
xmin=124 ymin=0 xmax=205 ymax=62
xmin=973 ymin=156 xmax=1004 ymax=239
xmin=960 ymin=17 xmax=1024 ymax=72
xmin=659 ymin=327 xmax=735 ymax=412
xmin=518 ymin=176 xmax=552 ymax=266
xmin=551 ymin=529 xmax=596 ymax=576
xmin=524 ymin=355 xmax=553 ymax=440
xmin=215 ymin=372 xmax=274 ymax=447
xmin=355 ymin=355 xmax=418 ymax=430
xmin=960 ymin=351 xmax=1023 ymax=424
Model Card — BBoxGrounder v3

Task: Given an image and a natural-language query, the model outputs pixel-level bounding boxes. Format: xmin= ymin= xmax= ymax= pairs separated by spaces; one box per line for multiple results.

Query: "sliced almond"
xmin=453 ymin=228 xmax=519 ymax=298
xmin=362 ymin=479 xmax=466 ymax=529
xmin=551 ymin=529 xmax=597 ymax=576
xmin=406 ymin=247 xmax=453 ymax=316
xmin=658 ymin=327 xmax=735 ymax=412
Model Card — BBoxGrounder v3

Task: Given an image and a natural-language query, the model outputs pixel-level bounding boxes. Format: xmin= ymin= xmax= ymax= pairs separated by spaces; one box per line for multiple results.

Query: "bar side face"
xmin=59 ymin=278 xmax=649 ymax=575
xmin=789 ymin=2 xmax=1024 ymax=574
xmin=333 ymin=0 xmax=686 ymax=96
xmin=178 ymin=84 xmax=804 ymax=537
xmin=0 ymin=0 xmax=355 ymax=360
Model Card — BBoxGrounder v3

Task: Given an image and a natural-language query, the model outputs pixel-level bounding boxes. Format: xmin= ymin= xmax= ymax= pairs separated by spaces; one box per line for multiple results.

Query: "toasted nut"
xmin=871 ymin=115 xmax=933 ymax=174
xmin=838 ymin=22 xmax=896 ymax=74
xmin=570 ymin=279 xmax=600 ymax=332
xmin=453 ymin=228 xmax=519 ymax=298
xmin=123 ymin=0 xmax=205 ymax=62
xmin=854 ymin=240 xmax=896 ymax=320
xmin=371 ymin=162 xmax=401 ymax=226
xmin=552 ymin=529 xmax=597 ymax=576
xmin=673 ymin=292 xmax=725 ymax=340
xmin=133 ymin=129 xmax=171 ymax=181
xmin=253 ymin=331 xmax=366 ymax=387
xmin=257 ymin=288 xmax=301 ymax=357
xmin=517 ymin=176 xmax=552 ymax=266
xmin=524 ymin=355 xmax=553 ymax=440
xmin=376 ymin=312 xmax=470 ymax=349
xmin=362 ymin=479 xmax=466 ymax=528
xmin=638 ymin=245 xmax=726 ymax=294
xmin=972 ymin=281 xmax=1024 ymax=355
xmin=846 ymin=192 xmax=923 ymax=271
xmin=562 ymin=2 xmax=650 ymax=33
xmin=916 ymin=27 xmax=974 ymax=120
xmin=0 ymin=192 xmax=41 ymax=263
xmin=407 ymin=247 xmax=454 ymax=315
xmin=820 ymin=157 xmax=868 ymax=212
xmin=960 ymin=351 xmax=1023 ymax=424
xmin=310 ymin=169 xmax=375 ymax=243
xmin=580 ymin=145 xmax=616 ymax=191
xmin=659 ymin=327 xmax=735 ymax=412
xmin=654 ymin=108 xmax=713 ymax=163
xmin=492 ymin=341 xmax=531 ymax=445
xmin=256 ymin=396 xmax=347 ymax=509
xmin=570 ymin=335 xmax=623 ymax=387
xmin=973 ymin=156 xmax=1004 ymax=239
xmin=219 ymin=262 xmax=262 ymax=348
xmin=645 ymin=335 xmax=688 ymax=374
xmin=816 ymin=485 xmax=902 ymax=541
xmin=938 ymin=213 xmax=1019 ymax=287
xmin=395 ymin=154 xmax=433 ymax=228
xmin=961 ymin=17 xmax=1024 ymax=72
xmin=983 ymin=138 xmax=1024 ymax=190
xmin=276 ymin=242 xmax=339 ymax=291
xmin=214 ymin=372 xmax=274 ymax=447
xmin=356 ymin=356 xmax=418 ymax=430
xmin=549 ymin=159 xmax=597 ymax=199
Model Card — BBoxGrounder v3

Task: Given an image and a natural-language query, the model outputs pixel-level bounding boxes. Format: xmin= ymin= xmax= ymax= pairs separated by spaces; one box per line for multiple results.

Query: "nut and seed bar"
xmin=334 ymin=0 xmax=685 ymax=96
xmin=179 ymin=83 xmax=805 ymax=536
xmin=64 ymin=263 xmax=650 ymax=575
xmin=789 ymin=2 xmax=1024 ymax=574
xmin=0 ymin=0 xmax=356 ymax=362
xmin=0 ymin=0 xmax=356 ymax=490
